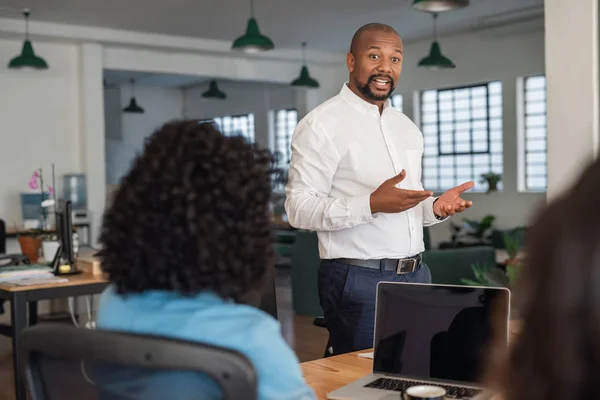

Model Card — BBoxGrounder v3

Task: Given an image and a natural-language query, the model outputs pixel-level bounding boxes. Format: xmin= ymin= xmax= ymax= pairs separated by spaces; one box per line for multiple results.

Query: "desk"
xmin=301 ymin=321 xmax=521 ymax=400
xmin=302 ymin=350 xmax=372 ymax=400
xmin=0 ymin=273 xmax=109 ymax=400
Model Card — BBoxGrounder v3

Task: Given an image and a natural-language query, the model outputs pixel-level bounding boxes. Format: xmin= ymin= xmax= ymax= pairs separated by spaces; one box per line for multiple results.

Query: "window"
xmin=521 ymin=75 xmax=547 ymax=191
xmin=273 ymin=108 xmax=298 ymax=167
xmin=420 ymin=82 xmax=503 ymax=192
xmin=207 ymin=113 xmax=255 ymax=142
xmin=391 ymin=94 xmax=403 ymax=112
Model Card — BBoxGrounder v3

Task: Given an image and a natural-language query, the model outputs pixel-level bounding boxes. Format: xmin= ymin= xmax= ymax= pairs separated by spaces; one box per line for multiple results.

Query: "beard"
xmin=354 ymin=74 xmax=396 ymax=101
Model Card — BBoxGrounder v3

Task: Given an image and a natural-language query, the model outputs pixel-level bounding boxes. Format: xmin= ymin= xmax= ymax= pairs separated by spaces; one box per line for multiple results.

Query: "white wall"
xmin=0 ymin=39 xmax=82 ymax=227
xmin=105 ymin=84 xmax=184 ymax=185
xmin=545 ymin=0 xmax=599 ymax=200
xmin=385 ymin=28 xmax=547 ymax=246
xmin=0 ymin=17 xmax=549 ymax=251
xmin=184 ymin=81 xmax=297 ymax=149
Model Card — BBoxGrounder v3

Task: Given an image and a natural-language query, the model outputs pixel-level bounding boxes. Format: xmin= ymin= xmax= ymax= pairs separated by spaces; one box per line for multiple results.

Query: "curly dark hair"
xmin=98 ymin=120 xmax=274 ymax=302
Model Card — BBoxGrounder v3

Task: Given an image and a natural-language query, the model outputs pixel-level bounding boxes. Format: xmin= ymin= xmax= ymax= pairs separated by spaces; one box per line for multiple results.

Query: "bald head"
xmin=350 ymin=23 xmax=400 ymax=55
xmin=345 ymin=23 xmax=403 ymax=109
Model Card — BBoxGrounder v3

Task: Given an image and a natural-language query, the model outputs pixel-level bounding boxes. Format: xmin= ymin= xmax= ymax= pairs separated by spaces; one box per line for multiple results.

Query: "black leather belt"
xmin=333 ymin=254 xmax=422 ymax=274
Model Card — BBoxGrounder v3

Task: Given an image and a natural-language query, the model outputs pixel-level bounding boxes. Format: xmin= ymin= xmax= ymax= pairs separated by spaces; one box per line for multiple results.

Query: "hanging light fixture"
xmin=8 ymin=8 xmax=48 ymax=69
xmin=412 ymin=0 xmax=469 ymax=13
xmin=291 ymin=42 xmax=319 ymax=88
xmin=202 ymin=80 xmax=227 ymax=99
xmin=418 ymin=13 xmax=456 ymax=69
xmin=231 ymin=0 xmax=274 ymax=52
xmin=123 ymin=79 xmax=144 ymax=113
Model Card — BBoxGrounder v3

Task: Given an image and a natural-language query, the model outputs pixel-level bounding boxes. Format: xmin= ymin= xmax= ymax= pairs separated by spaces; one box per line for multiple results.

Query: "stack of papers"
xmin=0 ymin=264 xmax=60 ymax=285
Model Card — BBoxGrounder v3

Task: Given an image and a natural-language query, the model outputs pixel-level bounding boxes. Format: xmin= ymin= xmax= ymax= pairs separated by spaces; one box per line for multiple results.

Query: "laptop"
xmin=328 ymin=282 xmax=511 ymax=400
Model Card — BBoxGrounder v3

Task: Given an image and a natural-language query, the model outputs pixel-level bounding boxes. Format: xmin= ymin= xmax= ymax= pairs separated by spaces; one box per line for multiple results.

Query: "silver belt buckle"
xmin=396 ymin=258 xmax=417 ymax=274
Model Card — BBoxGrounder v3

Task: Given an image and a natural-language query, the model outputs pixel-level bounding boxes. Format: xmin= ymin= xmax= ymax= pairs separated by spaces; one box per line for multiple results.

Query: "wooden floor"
xmin=0 ymin=265 xmax=328 ymax=399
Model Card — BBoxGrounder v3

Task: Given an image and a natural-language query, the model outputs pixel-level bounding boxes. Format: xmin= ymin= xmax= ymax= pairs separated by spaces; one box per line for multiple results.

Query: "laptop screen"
xmin=373 ymin=282 xmax=510 ymax=384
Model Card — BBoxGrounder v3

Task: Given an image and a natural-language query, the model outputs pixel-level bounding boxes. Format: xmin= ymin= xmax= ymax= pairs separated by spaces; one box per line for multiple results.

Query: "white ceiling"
xmin=2 ymin=0 xmax=544 ymax=51
xmin=103 ymin=69 xmax=212 ymax=88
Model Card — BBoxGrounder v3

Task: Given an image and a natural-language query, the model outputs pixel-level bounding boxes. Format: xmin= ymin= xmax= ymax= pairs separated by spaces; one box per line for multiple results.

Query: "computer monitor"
xmin=54 ymin=199 xmax=79 ymax=275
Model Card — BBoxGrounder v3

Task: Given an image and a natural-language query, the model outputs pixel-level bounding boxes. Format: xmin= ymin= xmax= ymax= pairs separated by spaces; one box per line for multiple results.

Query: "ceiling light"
xmin=123 ymin=79 xmax=144 ymax=113
xmin=291 ymin=42 xmax=319 ymax=88
xmin=418 ymin=13 xmax=456 ymax=69
xmin=8 ymin=9 xmax=48 ymax=70
xmin=231 ymin=0 xmax=274 ymax=52
xmin=412 ymin=0 xmax=469 ymax=13
xmin=202 ymin=80 xmax=227 ymax=99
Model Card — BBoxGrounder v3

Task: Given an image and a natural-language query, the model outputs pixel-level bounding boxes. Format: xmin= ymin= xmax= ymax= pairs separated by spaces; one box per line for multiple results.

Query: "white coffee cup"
xmin=403 ymin=385 xmax=447 ymax=400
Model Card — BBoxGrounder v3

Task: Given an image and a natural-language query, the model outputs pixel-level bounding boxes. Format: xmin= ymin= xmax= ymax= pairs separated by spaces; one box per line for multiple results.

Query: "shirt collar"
xmin=339 ymin=82 xmax=392 ymax=114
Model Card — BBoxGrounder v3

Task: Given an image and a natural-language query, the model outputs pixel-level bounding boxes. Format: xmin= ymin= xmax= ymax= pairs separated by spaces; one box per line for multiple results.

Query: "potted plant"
xmin=461 ymin=232 xmax=524 ymax=317
xmin=479 ymin=172 xmax=502 ymax=193
xmin=503 ymin=232 xmax=521 ymax=266
xmin=18 ymin=169 xmax=55 ymax=263
xmin=462 ymin=231 xmax=523 ymax=287
xmin=27 ymin=168 xmax=55 ymax=229
xmin=41 ymin=232 xmax=60 ymax=263
xmin=17 ymin=230 xmax=44 ymax=264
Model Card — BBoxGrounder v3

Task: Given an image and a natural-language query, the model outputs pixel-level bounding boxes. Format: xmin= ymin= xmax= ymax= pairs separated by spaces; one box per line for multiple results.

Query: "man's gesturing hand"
xmin=369 ymin=170 xmax=433 ymax=214
xmin=432 ymin=181 xmax=474 ymax=218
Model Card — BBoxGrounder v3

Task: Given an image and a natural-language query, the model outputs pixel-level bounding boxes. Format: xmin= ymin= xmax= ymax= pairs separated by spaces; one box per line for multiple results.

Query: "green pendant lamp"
xmin=123 ymin=79 xmax=145 ymax=113
xmin=291 ymin=42 xmax=319 ymax=88
xmin=202 ymin=80 xmax=227 ymax=99
xmin=231 ymin=0 xmax=274 ymax=52
xmin=418 ymin=13 xmax=455 ymax=69
xmin=8 ymin=9 xmax=48 ymax=69
xmin=412 ymin=0 xmax=469 ymax=13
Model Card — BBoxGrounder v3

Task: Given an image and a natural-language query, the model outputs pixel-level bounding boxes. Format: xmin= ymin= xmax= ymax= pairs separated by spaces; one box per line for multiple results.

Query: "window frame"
xmin=273 ymin=108 xmax=298 ymax=168
xmin=518 ymin=74 xmax=547 ymax=192
xmin=209 ymin=113 xmax=255 ymax=142
xmin=419 ymin=81 xmax=504 ymax=193
xmin=390 ymin=94 xmax=403 ymax=112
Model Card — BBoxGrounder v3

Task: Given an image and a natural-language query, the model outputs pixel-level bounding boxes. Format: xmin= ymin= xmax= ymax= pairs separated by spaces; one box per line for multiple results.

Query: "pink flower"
xmin=29 ymin=174 xmax=39 ymax=190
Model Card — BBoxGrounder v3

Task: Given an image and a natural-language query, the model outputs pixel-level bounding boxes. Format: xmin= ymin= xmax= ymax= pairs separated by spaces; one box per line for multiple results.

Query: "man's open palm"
xmin=433 ymin=181 xmax=474 ymax=218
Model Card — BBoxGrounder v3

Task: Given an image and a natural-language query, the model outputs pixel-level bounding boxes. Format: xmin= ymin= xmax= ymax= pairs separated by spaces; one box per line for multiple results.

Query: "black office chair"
xmin=0 ymin=218 xmax=5 ymax=254
xmin=259 ymin=262 xmax=278 ymax=319
xmin=19 ymin=324 xmax=258 ymax=400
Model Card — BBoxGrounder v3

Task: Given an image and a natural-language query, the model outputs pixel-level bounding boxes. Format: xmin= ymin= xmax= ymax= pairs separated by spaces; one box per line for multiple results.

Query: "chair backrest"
xmin=423 ymin=246 xmax=497 ymax=286
xmin=291 ymin=230 xmax=322 ymax=316
xmin=259 ymin=260 xmax=278 ymax=319
xmin=19 ymin=324 xmax=258 ymax=400
xmin=423 ymin=227 xmax=431 ymax=251
xmin=0 ymin=218 xmax=5 ymax=254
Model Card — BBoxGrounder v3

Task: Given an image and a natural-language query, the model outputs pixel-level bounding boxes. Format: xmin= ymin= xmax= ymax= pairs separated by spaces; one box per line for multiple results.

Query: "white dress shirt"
xmin=285 ymin=83 xmax=443 ymax=260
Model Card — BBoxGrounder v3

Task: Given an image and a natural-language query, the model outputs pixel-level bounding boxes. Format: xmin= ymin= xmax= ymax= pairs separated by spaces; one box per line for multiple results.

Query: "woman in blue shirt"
xmin=95 ymin=120 xmax=315 ymax=400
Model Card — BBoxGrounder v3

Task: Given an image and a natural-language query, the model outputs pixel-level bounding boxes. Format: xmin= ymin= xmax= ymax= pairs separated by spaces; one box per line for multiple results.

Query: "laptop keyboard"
xmin=364 ymin=378 xmax=483 ymax=398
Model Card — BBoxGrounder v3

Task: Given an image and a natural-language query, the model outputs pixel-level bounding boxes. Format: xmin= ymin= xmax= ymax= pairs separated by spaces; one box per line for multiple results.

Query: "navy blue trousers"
xmin=318 ymin=259 xmax=432 ymax=356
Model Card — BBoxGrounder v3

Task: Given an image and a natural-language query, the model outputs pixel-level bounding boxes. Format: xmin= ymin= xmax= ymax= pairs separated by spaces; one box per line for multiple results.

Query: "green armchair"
xmin=290 ymin=230 xmax=323 ymax=317
xmin=423 ymin=227 xmax=498 ymax=285
xmin=288 ymin=227 xmax=497 ymax=317
xmin=423 ymin=246 xmax=497 ymax=286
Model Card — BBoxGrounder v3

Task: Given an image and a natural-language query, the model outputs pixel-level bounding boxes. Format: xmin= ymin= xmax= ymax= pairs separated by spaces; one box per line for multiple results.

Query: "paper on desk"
xmin=357 ymin=351 xmax=373 ymax=359
xmin=2 ymin=276 xmax=68 ymax=286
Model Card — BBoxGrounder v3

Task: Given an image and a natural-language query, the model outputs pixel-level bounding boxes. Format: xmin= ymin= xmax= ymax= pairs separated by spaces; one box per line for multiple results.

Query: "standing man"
xmin=285 ymin=23 xmax=474 ymax=356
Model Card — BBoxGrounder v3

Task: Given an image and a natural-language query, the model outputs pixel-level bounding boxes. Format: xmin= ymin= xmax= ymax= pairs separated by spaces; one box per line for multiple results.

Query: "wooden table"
xmin=301 ymin=320 xmax=521 ymax=399
xmin=0 ymin=273 xmax=109 ymax=400
xmin=302 ymin=350 xmax=372 ymax=400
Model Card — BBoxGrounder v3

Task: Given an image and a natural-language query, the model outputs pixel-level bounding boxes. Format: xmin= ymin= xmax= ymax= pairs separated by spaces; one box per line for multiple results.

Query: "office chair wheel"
xmin=313 ymin=316 xmax=326 ymax=328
